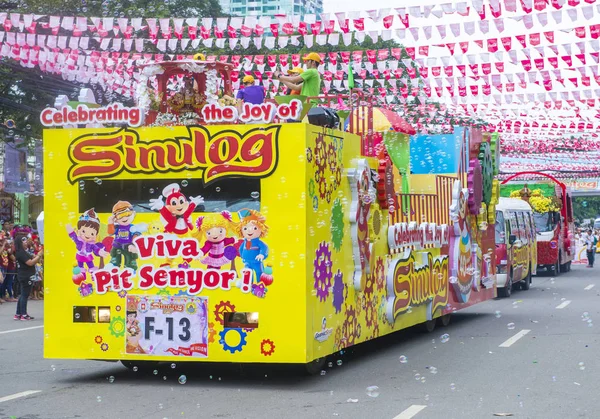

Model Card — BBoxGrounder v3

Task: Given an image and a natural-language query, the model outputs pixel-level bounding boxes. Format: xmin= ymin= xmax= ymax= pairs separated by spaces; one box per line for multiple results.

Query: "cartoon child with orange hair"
xmin=194 ymin=211 xmax=238 ymax=269
xmin=236 ymin=209 xmax=269 ymax=284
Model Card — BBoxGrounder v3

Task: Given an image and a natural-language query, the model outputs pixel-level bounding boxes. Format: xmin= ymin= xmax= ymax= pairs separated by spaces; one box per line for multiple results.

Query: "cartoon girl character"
xmin=66 ymin=209 xmax=109 ymax=284
xmin=194 ymin=211 xmax=237 ymax=269
xmin=236 ymin=209 xmax=269 ymax=284
xmin=149 ymin=183 xmax=204 ymax=235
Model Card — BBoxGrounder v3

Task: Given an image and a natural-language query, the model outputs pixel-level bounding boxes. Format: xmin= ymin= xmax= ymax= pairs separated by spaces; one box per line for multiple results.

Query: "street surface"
xmin=0 ymin=265 xmax=598 ymax=419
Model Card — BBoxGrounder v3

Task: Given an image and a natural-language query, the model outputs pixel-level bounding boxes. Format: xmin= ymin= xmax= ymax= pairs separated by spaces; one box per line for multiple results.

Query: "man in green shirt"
xmin=275 ymin=52 xmax=321 ymax=99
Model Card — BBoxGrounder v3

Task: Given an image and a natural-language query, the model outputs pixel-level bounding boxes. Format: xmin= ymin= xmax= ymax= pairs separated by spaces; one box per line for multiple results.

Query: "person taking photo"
xmin=14 ymin=234 xmax=42 ymax=320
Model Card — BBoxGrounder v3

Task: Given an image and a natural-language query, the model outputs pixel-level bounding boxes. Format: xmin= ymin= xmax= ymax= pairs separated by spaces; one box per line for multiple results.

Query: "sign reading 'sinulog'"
xmin=66 ymin=126 xmax=281 ymax=184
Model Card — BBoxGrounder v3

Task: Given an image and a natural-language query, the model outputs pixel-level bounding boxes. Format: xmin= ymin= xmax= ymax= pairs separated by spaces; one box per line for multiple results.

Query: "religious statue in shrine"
xmin=167 ymin=76 xmax=205 ymax=114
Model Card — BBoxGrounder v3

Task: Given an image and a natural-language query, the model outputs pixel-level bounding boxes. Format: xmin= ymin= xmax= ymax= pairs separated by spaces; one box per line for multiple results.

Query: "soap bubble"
xmin=578 ymin=362 xmax=585 ymax=370
xmin=97 ymin=396 xmax=102 ymax=402
xmin=158 ymin=403 xmax=163 ymax=409
xmin=366 ymin=386 xmax=380 ymax=397
xmin=181 ymin=180 xmax=188 ymax=187
xmin=420 ymin=376 xmax=426 ymax=383
xmin=337 ymin=360 xmax=343 ymax=366
xmin=171 ymin=363 xmax=176 ymax=369
xmin=216 ymin=187 xmax=221 ymax=192
xmin=251 ymin=191 xmax=260 ymax=199
xmin=132 ymin=366 xmax=138 ymax=372
xmin=414 ymin=373 xmax=421 ymax=381
xmin=328 ymin=362 xmax=333 ymax=368
xmin=450 ymin=383 xmax=456 ymax=391
xmin=163 ymin=376 xmax=167 ymax=380
xmin=440 ymin=333 xmax=450 ymax=343
xmin=149 ymin=188 xmax=155 ymax=194
xmin=398 ymin=355 xmax=408 ymax=364
xmin=429 ymin=366 xmax=438 ymax=374
xmin=108 ymin=376 xmax=115 ymax=383
xmin=582 ymin=312 xmax=590 ymax=321
xmin=153 ymin=370 xmax=158 ymax=375
xmin=178 ymin=375 xmax=187 ymax=384
xmin=51 ymin=365 xmax=56 ymax=371
xmin=495 ymin=310 xmax=502 ymax=318
xmin=507 ymin=323 xmax=516 ymax=330
xmin=94 ymin=178 xmax=102 ymax=185
xmin=75 ymin=313 xmax=80 ymax=319
xmin=320 ymin=370 xmax=327 ymax=376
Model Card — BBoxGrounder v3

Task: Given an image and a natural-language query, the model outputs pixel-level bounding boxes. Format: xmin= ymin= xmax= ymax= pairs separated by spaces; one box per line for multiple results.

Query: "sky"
xmin=324 ymin=0 xmax=446 ymax=13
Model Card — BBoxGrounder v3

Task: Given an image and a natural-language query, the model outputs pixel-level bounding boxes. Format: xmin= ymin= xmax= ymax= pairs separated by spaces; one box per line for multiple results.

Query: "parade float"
xmin=43 ymin=58 xmax=500 ymax=371
xmin=500 ymin=176 xmax=575 ymax=275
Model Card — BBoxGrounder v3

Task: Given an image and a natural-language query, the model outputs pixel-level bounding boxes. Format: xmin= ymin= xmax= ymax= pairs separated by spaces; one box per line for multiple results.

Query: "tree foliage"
xmin=573 ymin=196 xmax=600 ymax=223
xmin=6 ymin=0 xmax=224 ymax=18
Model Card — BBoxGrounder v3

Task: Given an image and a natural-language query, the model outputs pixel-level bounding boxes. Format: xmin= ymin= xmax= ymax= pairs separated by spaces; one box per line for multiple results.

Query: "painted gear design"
xmin=318 ymin=178 xmax=328 ymax=199
xmin=176 ymin=290 xmax=190 ymax=296
xmin=365 ymin=299 xmax=376 ymax=328
xmin=478 ymin=142 xmax=493 ymax=205
xmin=213 ymin=301 xmax=236 ymax=325
xmin=306 ymin=147 xmax=313 ymax=163
xmin=308 ymin=178 xmax=316 ymax=197
xmin=117 ymin=290 xmax=127 ymax=299
xmin=100 ymin=343 xmax=109 ymax=351
xmin=313 ymin=242 xmax=333 ymax=302
xmin=312 ymin=195 xmax=319 ymax=212
xmin=332 ymin=136 xmax=339 ymax=152
xmin=325 ymin=189 xmax=332 ymax=203
xmin=326 ymin=143 xmax=337 ymax=172
xmin=219 ymin=328 xmax=247 ymax=354
xmin=108 ymin=316 xmax=125 ymax=338
xmin=374 ymin=257 xmax=385 ymax=291
xmin=489 ymin=133 xmax=500 ymax=176
xmin=334 ymin=326 xmax=343 ymax=350
xmin=260 ymin=339 xmax=276 ymax=356
xmin=372 ymin=209 xmax=382 ymax=236
xmin=334 ymin=166 xmax=342 ymax=186
xmin=332 ymin=270 xmax=345 ymax=313
xmin=467 ymin=158 xmax=483 ymax=215
xmin=354 ymin=291 xmax=363 ymax=318
xmin=330 ymin=198 xmax=345 ymax=252
xmin=94 ymin=335 xmax=103 ymax=344
xmin=342 ymin=305 xmax=358 ymax=348
xmin=208 ymin=322 xmax=217 ymax=344
xmin=371 ymin=322 xmax=380 ymax=339
xmin=313 ymin=135 xmax=327 ymax=182
xmin=364 ymin=273 xmax=374 ymax=299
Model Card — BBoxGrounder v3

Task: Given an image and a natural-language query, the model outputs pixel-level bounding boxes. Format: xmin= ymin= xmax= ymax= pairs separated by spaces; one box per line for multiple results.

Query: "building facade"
xmin=220 ymin=0 xmax=323 ymax=18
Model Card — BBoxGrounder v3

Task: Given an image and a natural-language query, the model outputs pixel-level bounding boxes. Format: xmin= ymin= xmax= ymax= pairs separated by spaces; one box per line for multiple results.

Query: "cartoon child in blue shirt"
xmin=236 ymin=209 xmax=269 ymax=284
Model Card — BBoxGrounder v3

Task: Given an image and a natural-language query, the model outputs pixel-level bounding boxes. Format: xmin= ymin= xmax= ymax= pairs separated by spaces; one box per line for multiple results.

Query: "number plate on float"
xmin=125 ymin=295 xmax=208 ymax=357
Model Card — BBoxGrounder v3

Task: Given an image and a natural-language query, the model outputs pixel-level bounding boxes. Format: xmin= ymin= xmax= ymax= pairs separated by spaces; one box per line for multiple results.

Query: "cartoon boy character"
xmin=149 ymin=183 xmax=204 ymax=235
xmin=66 ymin=209 xmax=109 ymax=284
xmin=107 ymin=201 xmax=144 ymax=271
xmin=194 ymin=211 xmax=238 ymax=269
xmin=236 ymin=209 xmax=269 ymax=283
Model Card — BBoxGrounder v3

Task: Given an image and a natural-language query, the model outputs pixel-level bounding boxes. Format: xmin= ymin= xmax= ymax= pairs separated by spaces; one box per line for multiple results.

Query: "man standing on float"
xmin=275 ymin=52 xmax=322 ymax=99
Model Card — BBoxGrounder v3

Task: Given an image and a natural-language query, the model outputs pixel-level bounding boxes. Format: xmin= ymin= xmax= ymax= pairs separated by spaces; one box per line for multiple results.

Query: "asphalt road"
xmin=0 ymin=265 xmax=598 ymax=419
